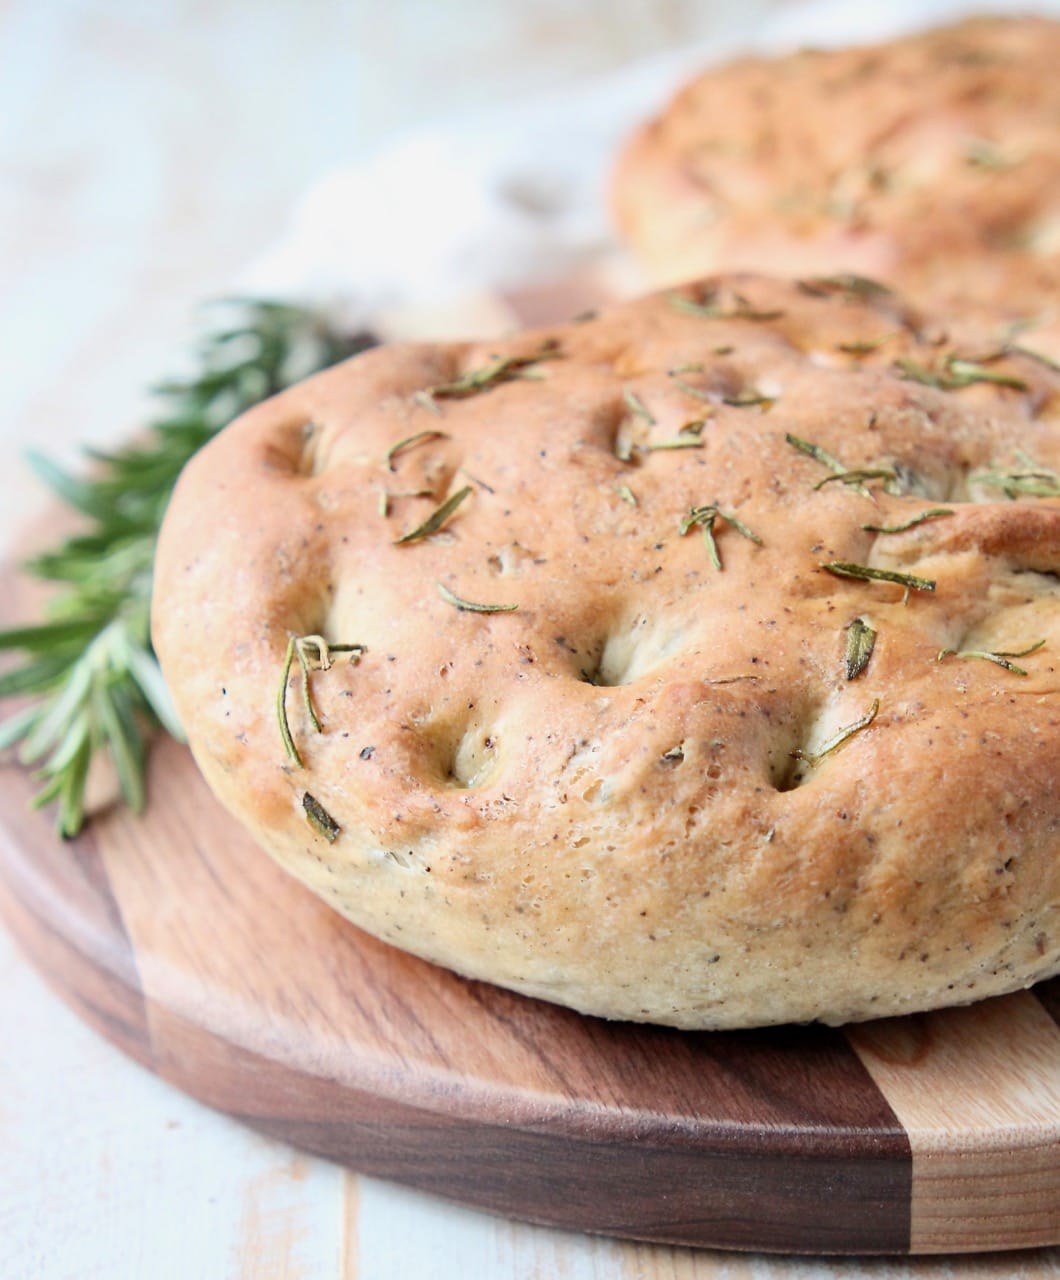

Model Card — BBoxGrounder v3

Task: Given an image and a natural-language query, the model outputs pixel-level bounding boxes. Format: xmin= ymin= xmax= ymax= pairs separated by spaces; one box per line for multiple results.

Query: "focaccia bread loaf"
xmin=153 ymin=274 xmax=1060 ymax=1029
xmin=612 ymin=16 xmax=1060 ymax=318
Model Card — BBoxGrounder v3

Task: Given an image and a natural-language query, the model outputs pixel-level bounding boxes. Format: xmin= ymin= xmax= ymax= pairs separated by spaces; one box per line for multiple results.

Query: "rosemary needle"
xmin=393 ymin=486 xmax=472 ymax=545
xmin=0 ymin=299 xmax=371 ymax=835
xmin=844 ymin=618 xmax=877 ymax=680
xmin=822 ymin=561 xmax=936 ymax=593
xmin=437 ymin=583 xmax=518 ymax=613
xmin=793 ymin=699 xmax=880 ymax=766
xmin=277 ymin=635 xmax=366 ymax=767
xmin=678 ymin=505 xmax=762 ymax=571
xmin=937 ymin=639 xmax=1046 ymax=677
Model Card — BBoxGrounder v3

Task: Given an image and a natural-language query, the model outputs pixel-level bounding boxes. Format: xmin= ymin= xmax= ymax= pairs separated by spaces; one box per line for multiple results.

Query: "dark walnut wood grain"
xmin=0 ymin=734 xmax=912 ymax=1254
xmin=3 ymin=729 xmax=1059 ymax=1257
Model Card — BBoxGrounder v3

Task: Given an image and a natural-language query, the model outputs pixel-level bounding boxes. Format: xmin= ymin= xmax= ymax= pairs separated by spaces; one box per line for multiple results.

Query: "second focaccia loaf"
xmin=153 ymin=275 xmax=1060 ymax=1029
xmin=612 ymin=16 xmax=1060 ymax=316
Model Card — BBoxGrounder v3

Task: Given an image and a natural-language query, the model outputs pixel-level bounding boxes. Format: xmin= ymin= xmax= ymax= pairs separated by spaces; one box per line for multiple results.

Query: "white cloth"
xmin=241 ymin=0 xmax=1060 ymax=328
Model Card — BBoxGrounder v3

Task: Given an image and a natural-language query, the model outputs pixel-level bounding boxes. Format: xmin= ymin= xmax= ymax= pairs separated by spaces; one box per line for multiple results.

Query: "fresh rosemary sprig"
xmin=0 ymin=299 xmax=371 ymax=835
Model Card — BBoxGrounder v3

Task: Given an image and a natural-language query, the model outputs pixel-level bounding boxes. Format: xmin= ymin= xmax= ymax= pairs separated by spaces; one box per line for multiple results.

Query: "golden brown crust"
xmin=153 ymin=274 xmax=1060 ymax=1029
xmin=612 ymin=16 xmax=1060 ymax=318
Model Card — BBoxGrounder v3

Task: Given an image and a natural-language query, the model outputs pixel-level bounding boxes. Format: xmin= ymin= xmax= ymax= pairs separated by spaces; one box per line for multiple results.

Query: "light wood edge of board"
xmin=847 ymin=994 xmax=1060 ymax=1253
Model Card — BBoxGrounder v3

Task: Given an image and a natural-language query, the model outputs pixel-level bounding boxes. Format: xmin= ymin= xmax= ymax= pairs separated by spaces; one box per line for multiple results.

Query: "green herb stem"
xmin=794 ymin=699 xmax=880 ymax=766
xmin=437 ymin=583 xmax=519 ymax=613
xmin=862 ymin=509 xmax=954 ymax=534
xmin=822 ymin=562 xmax=936 ymax=593
xmin=0 ymin=299 xmax=368 ymax=833
xmin=844 ymin=618 xmax=877 ymax=680
xmin=679 ymin=505 xmax=762 ymax=571
xmin=393 ymin=486 xmax=473 ymax=545
xmin=937 ymin=639 xmax=1045 ymax=677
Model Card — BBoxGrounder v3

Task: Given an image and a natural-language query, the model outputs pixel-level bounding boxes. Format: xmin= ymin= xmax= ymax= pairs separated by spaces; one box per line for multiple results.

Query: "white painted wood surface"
xmin=2 ymin=3 xmax=1059 ymax=1276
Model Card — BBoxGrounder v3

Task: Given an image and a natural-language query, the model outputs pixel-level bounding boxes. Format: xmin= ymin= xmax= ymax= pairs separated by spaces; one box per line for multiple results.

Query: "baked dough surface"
xmin=612 ymin=16 xmax=1060 ymax=317
xmin=153 ymin=275 xmax=1060 ymax=1028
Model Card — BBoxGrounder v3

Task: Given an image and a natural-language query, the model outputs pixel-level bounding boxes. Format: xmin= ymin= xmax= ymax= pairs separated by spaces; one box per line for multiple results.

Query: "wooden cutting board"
xmin=1 ymin=281 xmax=1059 ymax=1258
xmin=1 ymin=720 xmax=1059 ymax=1257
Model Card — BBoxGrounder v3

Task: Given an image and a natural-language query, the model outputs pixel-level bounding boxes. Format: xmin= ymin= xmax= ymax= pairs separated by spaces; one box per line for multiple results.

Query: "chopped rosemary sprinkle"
xmin=437 ymin=582 xmax=519 ymax=613
xmin=822 ymin=562 xmax=936 ymax=594
xmin=379 ymin=485 xmax=435 ymax=518
xmin=668 ymin=291 xmax=784 ymax=321
xmin=302 ymin=792 xmax=341 ymax=842
xmin=623 ymin=388 xmax=656 ymax=424
xmin=798 ymin=274 xmax=892 ymax=300
xmin=972 ymin=456 xmax=1060 ymax=499
xmin=417 ymin=341 xmax=561 ymax=406
xmin=862 ymin=508 xmax=954 ymax=533
xmin=836 ymin=334 xmax=896 ymax=355
xmin=937 ymin=639 xmax=1046 ymax=677
xmin=393 ymin=485 xmax=472 ymax=544
xmin=896 ymin=355 xmax=1028 ymax=392
xmin=813 ymin=467 xmax=897 ymax=492
xmin=785 ymin=432 xmax=875 ymax=498
xmin=1008 ymin=343 xmax=1060 ymax=374
xmin=723 ymin=389 xmax=774 ymax=409
xmin=946 ymin=358 xmax=1028 ymax=391
xmin=844 ymin=618 xmax=877 ymax=680
xmin=667 ymin=365 xmax=715 ymax=404
xmin=411 ymin=389 xmax=443 ymax=416
xmin=965 ymin=138 xmax=1016 ymax=170
xmin=793 ymin=699 xmax=880 ymax=766
xmin=785 ymin=432 xmax=845 ymax=474
xmin=278 ymin=635 xmax=366 ymax=768
xmin=615 ymin=484 xmax=638 ymax=506
xmin=679 ymin=505 xmax=763 ymax=571
xmin=384 ymin=429 xmax=448 ymax=471
xmin=645 ymin=429 xmax=705 ymax=451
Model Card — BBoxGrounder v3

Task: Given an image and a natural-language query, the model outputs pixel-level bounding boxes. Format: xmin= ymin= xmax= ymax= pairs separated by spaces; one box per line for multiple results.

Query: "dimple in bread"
xmin=611 ymin=16 xmax=1060 ymax=317
xmin=152 ymin=274 xmax=1060 ymax=1029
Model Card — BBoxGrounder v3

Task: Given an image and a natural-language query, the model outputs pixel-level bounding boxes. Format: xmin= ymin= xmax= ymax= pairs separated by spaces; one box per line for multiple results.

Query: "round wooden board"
xmin=1 ymin=732 xmax=1059 ymax=1258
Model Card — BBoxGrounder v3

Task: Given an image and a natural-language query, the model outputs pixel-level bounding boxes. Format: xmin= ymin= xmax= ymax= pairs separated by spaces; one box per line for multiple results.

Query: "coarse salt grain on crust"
xmin=611 ymin=15 xmax=1060 ymax=321
xmin=152 ymin=274 xmax=1060 ymax=1030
